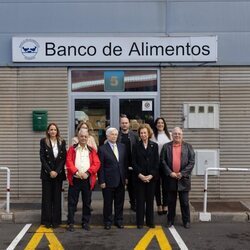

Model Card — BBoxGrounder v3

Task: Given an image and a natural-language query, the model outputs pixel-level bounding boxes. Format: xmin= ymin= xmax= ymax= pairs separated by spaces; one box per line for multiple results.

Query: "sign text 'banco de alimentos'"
xmin=12 ymin=36 xmax=217 ymax=62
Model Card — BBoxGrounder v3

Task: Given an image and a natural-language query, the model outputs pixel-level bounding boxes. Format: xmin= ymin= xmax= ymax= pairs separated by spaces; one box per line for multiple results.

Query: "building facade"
xmin=0 ymin=0 xmax=250 ymax=199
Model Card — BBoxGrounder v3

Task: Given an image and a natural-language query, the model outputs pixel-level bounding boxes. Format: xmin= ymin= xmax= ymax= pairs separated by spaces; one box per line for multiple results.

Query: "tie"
xmin=113 ymin=144 xmax=119 ymax=161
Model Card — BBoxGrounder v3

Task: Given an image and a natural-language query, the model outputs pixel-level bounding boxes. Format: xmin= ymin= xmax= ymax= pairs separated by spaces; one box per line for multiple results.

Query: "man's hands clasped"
xmin=170 ymin=172 xmax=182 ymax=180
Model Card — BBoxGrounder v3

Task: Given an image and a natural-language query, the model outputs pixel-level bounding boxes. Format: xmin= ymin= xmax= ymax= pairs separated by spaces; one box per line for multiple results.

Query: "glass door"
xmin=74 ymin=99 xmax=110 ymax=146
xmin=119 ymin=98 xmax=156 ymax=131
xmin=70 ymin=68 xmax=160 ymax=139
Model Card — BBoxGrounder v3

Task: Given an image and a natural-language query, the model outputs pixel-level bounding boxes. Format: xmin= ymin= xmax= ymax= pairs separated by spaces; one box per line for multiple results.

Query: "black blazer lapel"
xmin=117 ymin=143 xmax=124 ymax=161
xmin=139 ymin=141 xmax=148 ymax=159
xmin=106 ymin=143 xmax=118 ymax=162
xmin=46 ymin=141 xmax=55 ymax=160
xmin=147 ymin=141 xmax=155 ymax=157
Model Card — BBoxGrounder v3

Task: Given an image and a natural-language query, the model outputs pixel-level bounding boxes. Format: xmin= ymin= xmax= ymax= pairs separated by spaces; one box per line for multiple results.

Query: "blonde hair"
xmin=75 ymin=121 xmax=90 ymax=136
xmin=138 ymin=123 xmax=153 ymax=139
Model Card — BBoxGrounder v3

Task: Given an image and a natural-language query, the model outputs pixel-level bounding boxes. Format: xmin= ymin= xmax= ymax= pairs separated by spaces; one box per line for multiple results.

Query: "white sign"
xmin=142 ymin=100 xmax=153 ymax=111
xmin=12 ymin=36 xmax=217 ymax=62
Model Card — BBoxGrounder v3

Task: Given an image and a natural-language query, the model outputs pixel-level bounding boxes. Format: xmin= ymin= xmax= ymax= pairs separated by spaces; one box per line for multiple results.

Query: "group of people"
xmin=39 ymin=115 xmax=195 ymax=231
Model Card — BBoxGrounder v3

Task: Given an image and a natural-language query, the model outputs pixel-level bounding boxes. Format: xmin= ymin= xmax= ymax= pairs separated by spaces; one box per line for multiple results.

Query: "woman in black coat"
xmin=40 ymin=123 xmax=66 ymax=228
xmin=132 ymin=123 xmax=159 ymax=229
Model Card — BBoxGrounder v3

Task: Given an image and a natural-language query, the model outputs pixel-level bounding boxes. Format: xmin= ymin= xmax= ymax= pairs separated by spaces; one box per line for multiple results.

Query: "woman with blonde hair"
xmin=72 ymin=121 xmax=98 ymax=151
xmin=132 ymin=123 xmax=159 ymax=229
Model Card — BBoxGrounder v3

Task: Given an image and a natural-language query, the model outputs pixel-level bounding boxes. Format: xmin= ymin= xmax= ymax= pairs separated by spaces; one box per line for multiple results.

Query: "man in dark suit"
xmin=160 ymin=127 xmax=195 ymax=229
xmin=117 ymin=114 xmax=139 ymax=212
xmin=98 ymin=127 xmax=128 ymax=230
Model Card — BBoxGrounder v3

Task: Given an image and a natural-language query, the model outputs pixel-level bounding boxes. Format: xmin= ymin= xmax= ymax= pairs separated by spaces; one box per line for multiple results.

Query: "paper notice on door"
xmin=142 ymin=100 xmax=152 ymax=111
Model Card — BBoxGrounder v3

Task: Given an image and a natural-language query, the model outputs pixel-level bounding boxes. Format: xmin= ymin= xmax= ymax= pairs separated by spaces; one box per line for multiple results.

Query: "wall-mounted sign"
xmin=142 ymin=100 xmax=153 ymax=111
xmin=12 ymin=36 xmax=217 ymax=62
xmin=104 ymin=71 xmax=124 ymax=92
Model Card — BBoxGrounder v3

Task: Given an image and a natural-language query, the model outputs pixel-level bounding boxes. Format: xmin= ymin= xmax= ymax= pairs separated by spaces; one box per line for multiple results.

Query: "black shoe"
xmin=67 ymin=224 xmax=75 ymax=232
xmin=45 ymin=223 xmax=51 ymax=228
xmin=104 ymin=225 xmax=111 ymax=230
xmin=147 ymin=224 xmax=155 ymax=228
xmin=114 ymin=223 xmax=124 ymax=229
xmin=162 ymin=206 xmax=168 ymax=214
xmin=82 ymin=223 xmax=91 ymax=231
xmin=52 ymin=224 xmax=59 ymax=229
xmin=166 ymin=222 xmax=173 ymax=228
xmin=137 ymin=225 xmax=143 ymax=229
xmin=183 ymin=222 xmax=190 ymax=229
xmin=130 ymin=205 xmax=136 ymax=212
xmin=157 ymin=211 xmax=163 ymax=215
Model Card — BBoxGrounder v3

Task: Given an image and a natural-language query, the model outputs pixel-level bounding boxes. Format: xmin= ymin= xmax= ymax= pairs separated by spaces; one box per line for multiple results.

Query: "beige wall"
xmin=1 ymin=66 xmax=250 ymax=200
xmin=0 ymin=67 xmax=68 ymax=198
xmin=161 ymin=66 xmax=250 ymax=200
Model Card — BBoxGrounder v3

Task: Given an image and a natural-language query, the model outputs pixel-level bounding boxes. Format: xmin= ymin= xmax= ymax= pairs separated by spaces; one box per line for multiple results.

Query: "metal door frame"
xmin=69 ymin=67 xmax=160 ymax=141
xmin=70 ymin=93 xmax=159 ymax=140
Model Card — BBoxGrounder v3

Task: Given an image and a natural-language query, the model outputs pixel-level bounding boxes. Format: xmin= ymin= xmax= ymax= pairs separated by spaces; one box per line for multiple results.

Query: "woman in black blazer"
xmin=132 ymin=123 xmax=159 ymax=229
xmin=40 ymin=123 xmax=66 ymax=228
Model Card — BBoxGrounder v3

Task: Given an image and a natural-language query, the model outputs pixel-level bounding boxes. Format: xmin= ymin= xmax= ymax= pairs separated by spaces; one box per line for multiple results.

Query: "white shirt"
xmin=50 ymin=140 xmax=58 ymax=158
xmin=151 ymin=131 xmax=171 ymax=156
xmin=75 ymin=144 xmax=90 ymax=174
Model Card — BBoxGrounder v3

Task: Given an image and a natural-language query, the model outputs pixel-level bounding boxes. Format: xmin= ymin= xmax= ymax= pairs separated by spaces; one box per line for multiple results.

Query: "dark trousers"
xmin=167 ymin=191 xmax=190 ymax=224
xmin=41 ymin=179 xmax=62 ymax=226
xmin=136 ymin=180 xmax=156 ymax=226
xmin=127 ymin=170 xmax=136 ymax=207
xmin=102 ymin=181 xmax=125 ymax=226
xmin=67 ymin=178 xmax=91 ymax=225
xmin=155 ymin=177 xmax=168 ymax=206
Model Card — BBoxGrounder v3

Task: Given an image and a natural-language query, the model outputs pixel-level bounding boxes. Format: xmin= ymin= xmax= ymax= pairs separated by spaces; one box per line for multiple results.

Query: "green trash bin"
xmin=32 ymin=111 xmax=48 ymax=131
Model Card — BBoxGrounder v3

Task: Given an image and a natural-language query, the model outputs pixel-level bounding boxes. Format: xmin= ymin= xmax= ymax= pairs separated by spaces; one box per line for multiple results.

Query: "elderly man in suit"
xmin=98 ymin=127 xmax=128 ymax=230
xmin=160 ymin=127 xmax=195 ymax=229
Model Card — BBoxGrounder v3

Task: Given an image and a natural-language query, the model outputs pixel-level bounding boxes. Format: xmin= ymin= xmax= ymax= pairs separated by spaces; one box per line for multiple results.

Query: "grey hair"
xmin=106 ymin=127 xmax=118 ymax=136
xmin=172 ymin=127 xmax=183 ymax=134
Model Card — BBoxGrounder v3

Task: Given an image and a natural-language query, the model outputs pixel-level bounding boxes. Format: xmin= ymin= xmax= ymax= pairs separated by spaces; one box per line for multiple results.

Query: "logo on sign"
xmin=19 ymin=39 xmax=40 ymax=60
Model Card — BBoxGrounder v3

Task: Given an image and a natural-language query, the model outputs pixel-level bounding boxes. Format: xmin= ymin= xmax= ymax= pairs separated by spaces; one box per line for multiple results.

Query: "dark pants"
xmin=127 ymin=170 xmax=136 ymax=207
xmin=102 ymin=181 xmax=125 ymax=226
xmin=136 ymin=180 xmax=156 ymax=226
xmin=41 ymin=178 xmax=62 ymax=226
xmin=67 ymin=177 xmax=91 ymax=225
xmin=155 ymin=177 xmax=168 ymax=207
xmin=167 ymin=191 xmax=190 ymax=225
